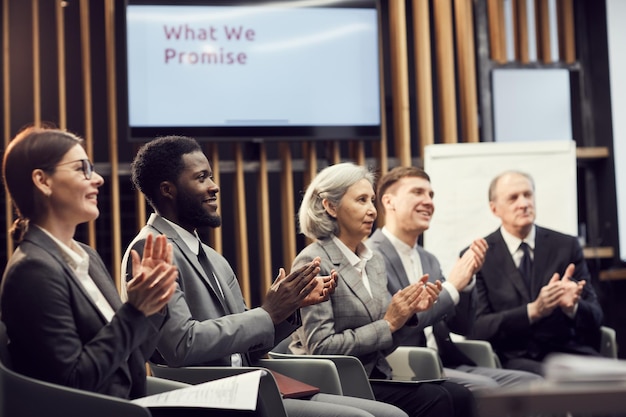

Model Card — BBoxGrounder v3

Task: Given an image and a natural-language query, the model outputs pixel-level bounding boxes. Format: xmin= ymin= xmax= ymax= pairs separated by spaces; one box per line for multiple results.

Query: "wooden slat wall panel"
xmin=557 ymin=0 xmax=575 ymax=63
xmin=536 ymin=0 xmax=552 ymax=63
xmin=434 ymin=0 xmax=458 ymax=143
xmin=413 ymin=0 xmax=434 ymax=156
xmin=279 ymin=143 xmax=296 ymax=270
xmin=56 ymin=0 xmax=66 ymax=129
xmin=104 ymin=0 xmax=122 ymax=289
xmin=388 ymin=0 xmax=411 ymax=165
xmin=515 ymin=0 xmax=530 ymax=63
xmin=207 ymin=142 xmax=222 ymax=254
xmin=455 ymin=0 xmax=480 ymax=143
xmin=257 ymin=144 xmax=272 ymax=296
xmin=79 ymin=0 xmax=96 ymax=248
xmin=233 ymin=142 xmax=250 ymax=303
xmin=31 ymin=0 xmax=40 ymax=127
xmin=488 ymin=0 xmax=507 ymax=63
xmin=3 ymin=0 xmax=12 ymax=262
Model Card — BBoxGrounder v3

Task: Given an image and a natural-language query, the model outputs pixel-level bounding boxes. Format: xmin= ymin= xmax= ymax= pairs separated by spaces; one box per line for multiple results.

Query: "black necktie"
xmin=518 ymin=242 xmax=533 ymax=289
xmin=197 ymin=243 xmax=224 ymax=301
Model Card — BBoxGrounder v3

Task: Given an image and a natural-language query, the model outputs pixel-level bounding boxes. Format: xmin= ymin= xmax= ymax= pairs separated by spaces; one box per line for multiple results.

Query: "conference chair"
xmin=269 ymin=337 xmax=446 ymax=399
xmin=0 ymin=321 xmax=189 ymax=417
xmin=450 ymin=325 xmax=618 ymax=371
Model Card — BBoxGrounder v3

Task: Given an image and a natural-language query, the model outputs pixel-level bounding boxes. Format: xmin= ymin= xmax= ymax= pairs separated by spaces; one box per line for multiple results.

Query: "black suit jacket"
xmin=0 ymin=227 xmax=164 ymax=399
xmin=470 ymin=226 xmax=603 ymax=363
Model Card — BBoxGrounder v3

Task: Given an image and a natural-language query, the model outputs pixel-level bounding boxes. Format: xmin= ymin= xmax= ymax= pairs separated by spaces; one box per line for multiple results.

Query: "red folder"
xmin=267 ymin=370 xmax=321 ymax=399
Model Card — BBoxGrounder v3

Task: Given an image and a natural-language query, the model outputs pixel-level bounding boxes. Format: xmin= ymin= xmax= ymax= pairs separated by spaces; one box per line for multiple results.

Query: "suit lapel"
xmin=86 ymin=249 xmax=123 ymax=311
xmin=531 ymin=226 xmax=552 ymax=296
xmin=373 ymin=230 xmax=411 ymax=289
xmin=24 ymin=228 xmax=120 ymax=322
xmin=149 ymin=215 xmax=229 ymax=313
xmin=492 ymin=231 xmax=530 ymax=301
xmin=320 ymin=239 xmax=380 ymax=322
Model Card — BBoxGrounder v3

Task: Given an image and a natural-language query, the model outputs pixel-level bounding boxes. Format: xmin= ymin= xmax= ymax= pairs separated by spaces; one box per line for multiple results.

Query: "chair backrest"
xmin=257 ymin=357 xmax=343 ymax=395
xmin=268 ymin=351 xmax=375 ymax=400
xmin=385 ymin=346 xmax=444 ymax=380
xmin=0 ymin=321 xmax=151 ymax=417
xmin=149 ymin=363 xmax=288 ymax=417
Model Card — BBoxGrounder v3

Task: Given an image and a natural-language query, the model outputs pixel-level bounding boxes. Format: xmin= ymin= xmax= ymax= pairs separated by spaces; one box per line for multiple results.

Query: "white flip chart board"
xmin=423 ymin=140 xmax=578 ymax=276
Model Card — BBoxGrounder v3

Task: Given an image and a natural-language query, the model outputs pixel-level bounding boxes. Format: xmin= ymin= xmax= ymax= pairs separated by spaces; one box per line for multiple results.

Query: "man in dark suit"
xmin=470 ymin=170 xmax=603 ymax=375
xmin=122 ymin=136 xmax=410 ymax=417
xmin=369 ymin=166 xmax=542 ymax=389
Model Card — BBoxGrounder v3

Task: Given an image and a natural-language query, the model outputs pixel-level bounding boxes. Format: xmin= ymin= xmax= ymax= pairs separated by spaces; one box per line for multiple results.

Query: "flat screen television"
xmin=121 ymin=0 xmax=382 ymax=142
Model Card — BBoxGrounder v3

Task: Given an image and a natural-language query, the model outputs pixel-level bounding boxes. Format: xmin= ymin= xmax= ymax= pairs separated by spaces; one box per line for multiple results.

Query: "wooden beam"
xmin=487 ymin=0 xmax=507 ymax=63
xmin=434 ymin=0 xmax=458 ymax=143
xmin=413 ymin=0 xmax=434 ymax=154
xmin=388 ymin=0 xmax=412 ymax=165
xmin=515 ymin=0 xmax=530 ymax=63
xmin=557 ymin=0 xmax=575 ymax=63
xmin=280 ymin=143 xmax=297 ymax=268
xmin=79 ymin=0 xmax=96 ymax=248
xmin=104 ymin=0 xmax=122 ymax=289
xmin=454 ymin=0 xmax=479 ymax=142
xmin=3 ymin=0 xmax=13 ymax=261
xmin=257 ymin=143 xmax=272 ymax=297
xmin=233 ymin=143 xmax=250 ymax=305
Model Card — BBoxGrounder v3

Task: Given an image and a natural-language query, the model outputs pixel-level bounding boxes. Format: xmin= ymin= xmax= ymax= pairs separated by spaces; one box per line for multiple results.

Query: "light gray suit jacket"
xmin=123 ymin=213 xmax=298 ymax=367
xmin=289 ymin=238 xmax=417 ymax=379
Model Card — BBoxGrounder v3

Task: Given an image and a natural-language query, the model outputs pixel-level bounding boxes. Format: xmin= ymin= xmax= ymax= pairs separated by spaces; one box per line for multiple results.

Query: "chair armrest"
xmin=385 ymin=347 xmax=444 ymax=380
xmin=145 ymin=376 xmax=190 ymax=395
xmin=455 ymin=340 xmax=499 ymax=368
xmin=257 ymin=358 xmax=342 ymax=395
xmin=600 ymin=326 xmax=618 ymax=359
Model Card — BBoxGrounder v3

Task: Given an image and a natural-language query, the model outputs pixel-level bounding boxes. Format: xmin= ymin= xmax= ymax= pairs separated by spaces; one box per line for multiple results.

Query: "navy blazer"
xmin=0 ymin=227 xmax=163 ymax=399
xmin=471 ymin=226 xmax=603 ymax=363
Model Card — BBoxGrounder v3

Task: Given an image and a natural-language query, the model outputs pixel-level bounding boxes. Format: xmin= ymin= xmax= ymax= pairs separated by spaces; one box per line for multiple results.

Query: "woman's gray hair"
xmin=298 ymin=162 xmax=375 ymax=240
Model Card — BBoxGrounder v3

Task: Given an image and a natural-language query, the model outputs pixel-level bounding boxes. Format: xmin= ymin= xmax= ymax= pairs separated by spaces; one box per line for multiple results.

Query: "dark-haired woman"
xmin=1 ymin=127 xmax=178 ymax=399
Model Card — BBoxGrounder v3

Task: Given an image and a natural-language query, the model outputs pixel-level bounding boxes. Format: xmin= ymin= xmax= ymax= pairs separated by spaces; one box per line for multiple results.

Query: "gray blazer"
xmin=1 ymin=226 xmax=162 ymax=399
xmin=368 ymin=228 xmax=475 ymax=342
xmin=123 ymin=213 xmax=298 ymax=367
xmin=289 ymin=238 xmax=416 ymax=379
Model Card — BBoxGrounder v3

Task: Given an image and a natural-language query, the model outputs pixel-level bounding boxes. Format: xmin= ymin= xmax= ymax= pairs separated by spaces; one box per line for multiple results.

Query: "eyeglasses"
xmin=54 ymin=159 xmax=95 ymax=180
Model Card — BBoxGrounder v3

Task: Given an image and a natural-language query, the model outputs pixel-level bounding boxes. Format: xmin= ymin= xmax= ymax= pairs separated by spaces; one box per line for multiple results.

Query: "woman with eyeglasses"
xmin=0 ymin=126 xmax=178 ymax=399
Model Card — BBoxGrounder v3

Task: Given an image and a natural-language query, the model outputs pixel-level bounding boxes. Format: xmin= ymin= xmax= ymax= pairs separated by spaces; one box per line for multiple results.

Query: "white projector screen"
xmin=423 ymin=140 xmax=578 ymax=276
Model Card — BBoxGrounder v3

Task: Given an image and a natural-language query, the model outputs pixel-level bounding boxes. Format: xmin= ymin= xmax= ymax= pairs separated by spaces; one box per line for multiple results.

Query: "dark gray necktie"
xmin=518 ymin=242 xmax=533 ymax=289
xmin=197 ymin=243 xmax=224 ymax=301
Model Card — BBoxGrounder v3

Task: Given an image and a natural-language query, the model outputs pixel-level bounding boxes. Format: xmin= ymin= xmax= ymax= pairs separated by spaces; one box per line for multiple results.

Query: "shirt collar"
xmin=500 ymin=224 xmax=536 ymax=256
xmin=161 ymin=216 xmax=202 ymax=255
xmin=35 ymin=225 xmax=89 ymax=272
xmin=332 ymin=235 xmax=373 ymax=267
xmin=381 ymin=227 xmax=418 ymax=257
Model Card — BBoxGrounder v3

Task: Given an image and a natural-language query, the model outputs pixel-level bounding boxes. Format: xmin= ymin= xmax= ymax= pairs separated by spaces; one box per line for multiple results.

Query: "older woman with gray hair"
xmin=289 ymin=162 xmax=478 ymax=417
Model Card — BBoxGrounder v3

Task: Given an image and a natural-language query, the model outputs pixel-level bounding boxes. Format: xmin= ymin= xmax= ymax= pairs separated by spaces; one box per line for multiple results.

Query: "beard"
xmin=176 ymin=189 xmax=222 ymax=229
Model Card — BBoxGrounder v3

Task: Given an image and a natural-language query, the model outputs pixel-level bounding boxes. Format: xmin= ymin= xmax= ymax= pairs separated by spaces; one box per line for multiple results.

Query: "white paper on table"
xmin=132 ymin=369 xmax=264 ymax=410
xmin=544 ymin=354 xmax=626 ymax=382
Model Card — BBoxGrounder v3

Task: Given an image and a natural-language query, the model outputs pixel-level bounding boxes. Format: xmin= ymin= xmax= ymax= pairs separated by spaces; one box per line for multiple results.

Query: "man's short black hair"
xmin=131 ymin=135 xmax=203 ymax=211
